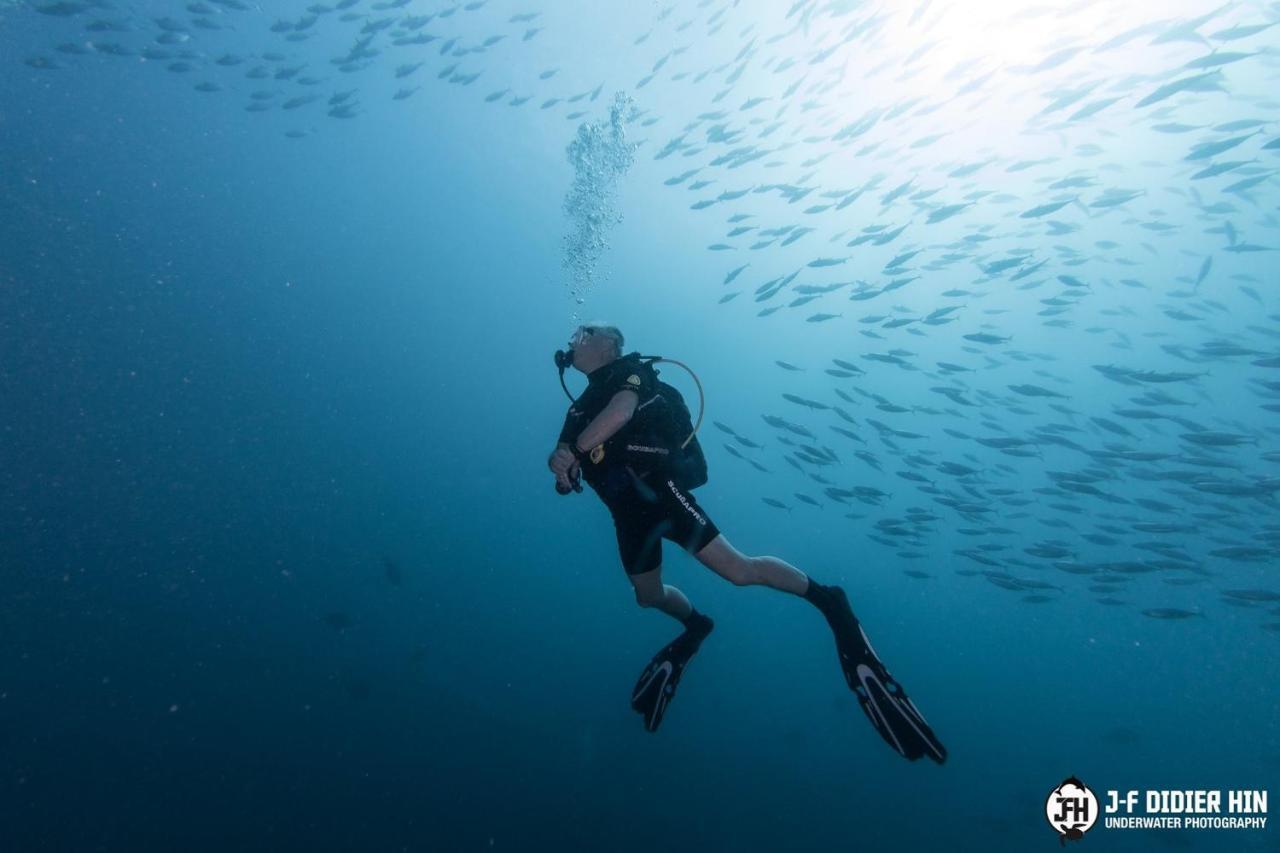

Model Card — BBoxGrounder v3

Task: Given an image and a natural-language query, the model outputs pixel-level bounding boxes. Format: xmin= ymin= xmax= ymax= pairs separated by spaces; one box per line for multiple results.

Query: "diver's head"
xmin=567 ymin=322 xmax=624 ymax=373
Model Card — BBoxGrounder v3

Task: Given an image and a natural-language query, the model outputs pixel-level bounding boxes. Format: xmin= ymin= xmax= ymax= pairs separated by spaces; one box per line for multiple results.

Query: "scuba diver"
xmin=547 ymin=323 xmax=946 ymax=763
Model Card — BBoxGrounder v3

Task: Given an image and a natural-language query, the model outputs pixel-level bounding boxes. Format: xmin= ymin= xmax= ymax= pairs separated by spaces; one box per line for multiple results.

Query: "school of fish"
xmin=15 ymin=0 xmax=1280 ymax=635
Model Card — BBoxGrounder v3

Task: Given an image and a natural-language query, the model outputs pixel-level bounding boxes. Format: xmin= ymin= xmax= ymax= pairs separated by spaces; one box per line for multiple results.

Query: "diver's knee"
xmin=634 ymin=587 xmax=665 ymax=608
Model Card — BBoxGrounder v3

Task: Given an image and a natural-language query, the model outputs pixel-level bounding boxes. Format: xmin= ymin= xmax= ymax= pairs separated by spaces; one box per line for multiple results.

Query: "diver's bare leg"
xmin=628 ymin=566 xmax=693 ymax=623
xmin=693 ymin=534 xmax=809 ymax=596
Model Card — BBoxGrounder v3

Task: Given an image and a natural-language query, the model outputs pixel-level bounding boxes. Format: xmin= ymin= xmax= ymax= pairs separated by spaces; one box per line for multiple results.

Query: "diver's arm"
xmin=573 ymin=390 xmax=639 ymax=452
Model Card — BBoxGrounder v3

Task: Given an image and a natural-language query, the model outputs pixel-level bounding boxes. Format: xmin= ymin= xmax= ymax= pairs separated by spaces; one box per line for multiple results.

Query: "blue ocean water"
xmin=2 ymin=1 xmax=1278 ymax=851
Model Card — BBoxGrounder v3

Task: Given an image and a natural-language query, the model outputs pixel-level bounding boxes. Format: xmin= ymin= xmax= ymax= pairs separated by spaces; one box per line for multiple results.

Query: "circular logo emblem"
xmin=1046 ymin=776 xmax=1098 ymax=845
xmin=627 ymin=374 xmax=641 ymax=385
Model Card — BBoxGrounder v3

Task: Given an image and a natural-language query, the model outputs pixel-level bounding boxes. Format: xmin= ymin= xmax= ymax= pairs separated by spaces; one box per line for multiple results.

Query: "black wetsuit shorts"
xmin=599 ymin=466 xmax=720 ymax=576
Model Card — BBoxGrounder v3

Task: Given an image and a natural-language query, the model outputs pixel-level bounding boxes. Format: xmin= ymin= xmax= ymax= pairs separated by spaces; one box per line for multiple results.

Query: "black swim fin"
xmin=822 ymin=586 xmax=947 ymax=764
xmin=630 ymin=613 xmax=714 ymax=733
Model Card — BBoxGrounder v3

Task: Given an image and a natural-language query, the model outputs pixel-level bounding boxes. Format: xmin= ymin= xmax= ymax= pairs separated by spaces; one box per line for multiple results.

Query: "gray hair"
xmin=584 ymin=320 xmax=624 ymax=357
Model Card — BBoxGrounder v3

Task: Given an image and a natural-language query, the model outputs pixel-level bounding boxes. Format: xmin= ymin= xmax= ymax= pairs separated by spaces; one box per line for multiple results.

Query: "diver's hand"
xmin=549 ymin=446 xmax=575 ymax=474
xmin=558 ymin=462 xmax=582 ymax=493
xmin=553 ymin=461 xmax=581 ymax=492
xmin=549 ymin=447 xmax=579 ymax=490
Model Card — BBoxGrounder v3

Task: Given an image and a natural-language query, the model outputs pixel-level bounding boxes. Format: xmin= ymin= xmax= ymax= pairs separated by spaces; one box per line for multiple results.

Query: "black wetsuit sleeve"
xmin=599 ymin=360 xmax=655 ymax=400
xmin=556 ymin=358 xmax=651 ymax=447
xmin=558 ymin=405 xmax=584 ymax=445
